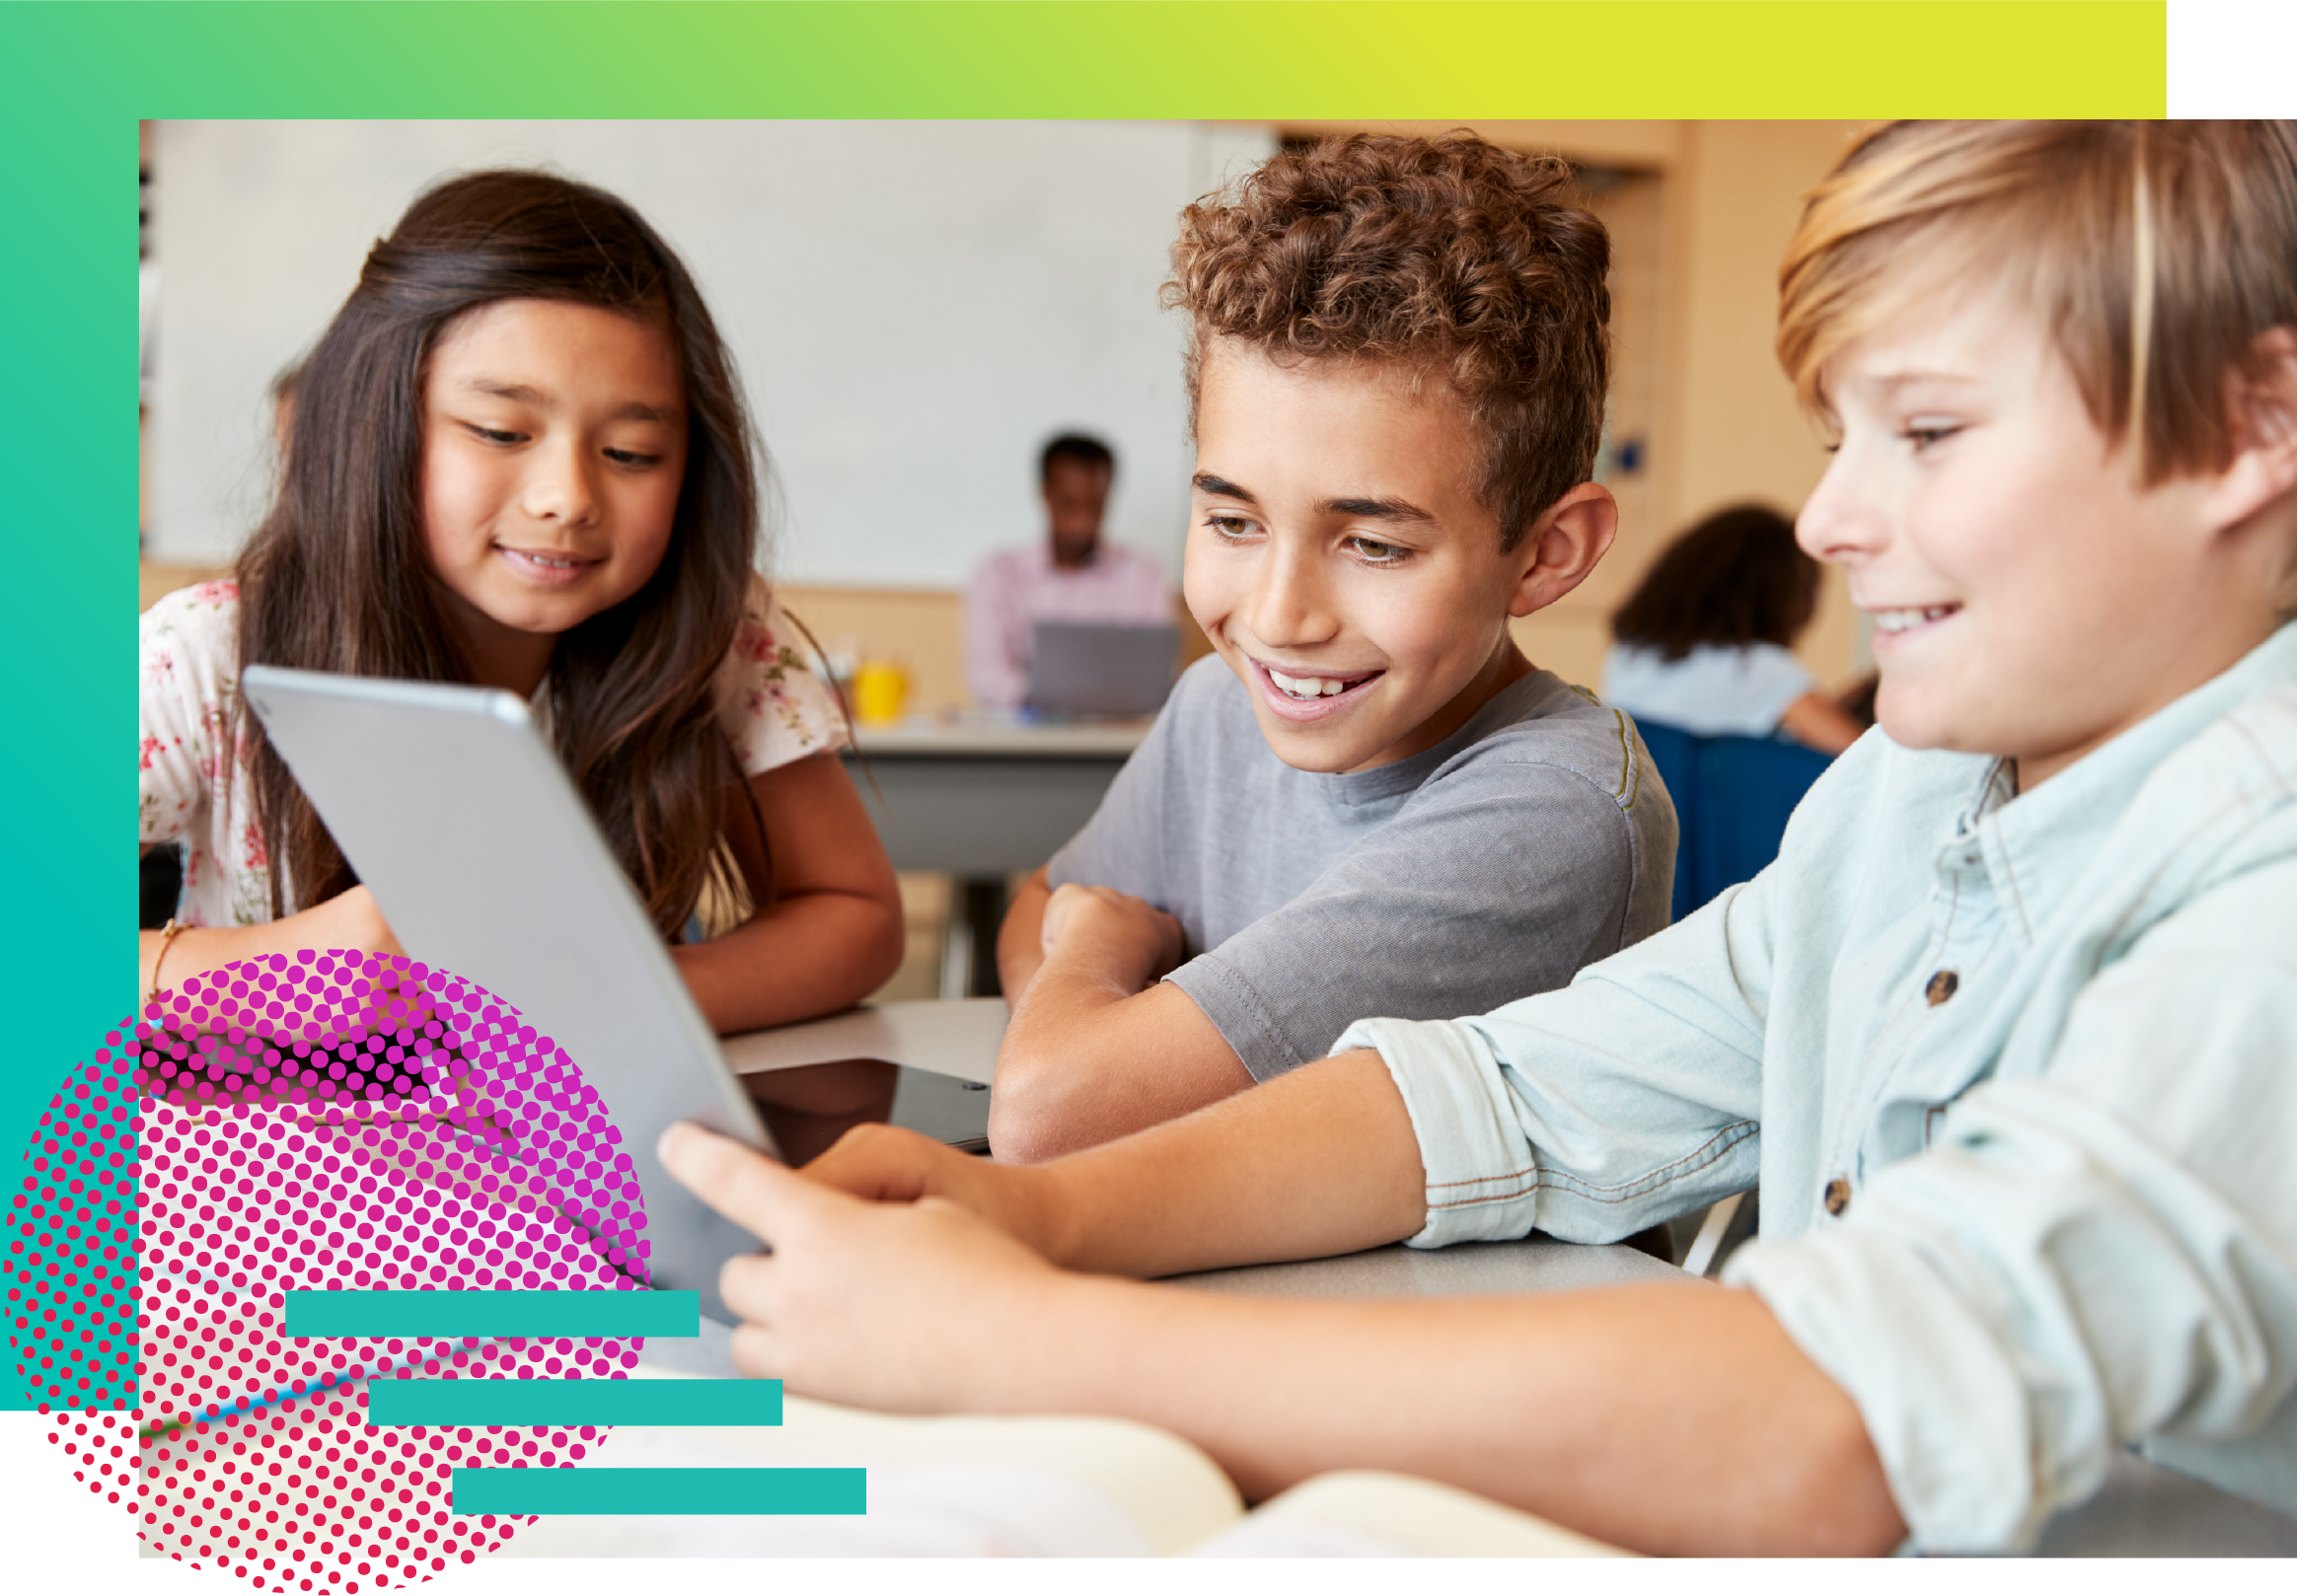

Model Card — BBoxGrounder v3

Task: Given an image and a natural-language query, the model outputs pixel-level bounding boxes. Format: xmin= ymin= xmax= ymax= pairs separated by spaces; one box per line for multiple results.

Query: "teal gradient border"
xmin=0 ymin=0 xmax=2164 ymax=1412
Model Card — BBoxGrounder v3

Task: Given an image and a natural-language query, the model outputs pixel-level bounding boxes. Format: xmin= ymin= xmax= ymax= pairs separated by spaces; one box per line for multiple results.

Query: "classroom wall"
xmin=148 ymin=119 xmax=1277 ymax=593
xmin=1660 ymin=118 xmax=1872 ymax=689
xmin=144 ymin=118 xmax=1871 ymax=707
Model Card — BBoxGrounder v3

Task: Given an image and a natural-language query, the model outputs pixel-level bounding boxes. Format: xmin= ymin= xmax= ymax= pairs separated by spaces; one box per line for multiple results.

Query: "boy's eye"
xmin=1901 ymin=422 xmax=1963 ymax=451
xmin=1345 ymin=536 xmax=1408 ymax=564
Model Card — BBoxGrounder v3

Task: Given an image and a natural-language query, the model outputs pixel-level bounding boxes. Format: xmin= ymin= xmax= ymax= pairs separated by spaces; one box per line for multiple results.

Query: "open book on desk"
xmin=500 ymin=1365 xmax=1630 ymax=1558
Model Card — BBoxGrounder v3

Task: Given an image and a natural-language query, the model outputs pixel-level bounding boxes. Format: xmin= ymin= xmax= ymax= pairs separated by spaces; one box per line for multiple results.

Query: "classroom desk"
xmin=723 ymin=996 xmax=1007 ymax=1085
xmin=843 ymin=717 xmax=1150 ymax=994
xmin=1170 ymin=1232 xmax=1686 ymax=1297
xmin=843 ymin=716 xmax=1148 ymax=876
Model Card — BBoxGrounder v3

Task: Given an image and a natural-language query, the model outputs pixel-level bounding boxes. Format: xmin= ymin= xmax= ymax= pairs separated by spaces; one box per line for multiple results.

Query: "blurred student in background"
xmin=966 ymin=433 xmax=1170 ymax=709
xmin=1602 ymin=503 xmax=1866 ymax=755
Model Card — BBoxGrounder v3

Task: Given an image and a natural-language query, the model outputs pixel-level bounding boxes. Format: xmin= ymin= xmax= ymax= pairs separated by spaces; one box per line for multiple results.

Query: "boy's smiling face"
xmin=1183 ymin=340 xmax=1605 ymax=774
xmin=1799 ymin=287 xmax=2292 ymax=789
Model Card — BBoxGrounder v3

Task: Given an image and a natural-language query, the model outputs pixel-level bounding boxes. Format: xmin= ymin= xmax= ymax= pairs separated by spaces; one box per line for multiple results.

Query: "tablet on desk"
xmin=240 ymin=666 xmax=996 ymax=1324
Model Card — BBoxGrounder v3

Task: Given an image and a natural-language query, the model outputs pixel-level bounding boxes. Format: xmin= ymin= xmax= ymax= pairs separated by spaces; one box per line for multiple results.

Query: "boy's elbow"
xmin=1747 ymin=1386 xmax=1906 ymax=1556
xmin=986 ymin=1045 xmax=1101 ymax=1165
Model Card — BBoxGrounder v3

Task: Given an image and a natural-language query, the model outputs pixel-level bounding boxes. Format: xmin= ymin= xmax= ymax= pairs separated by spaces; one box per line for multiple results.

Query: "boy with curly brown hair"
xmin=985 ymin=133 xmax=1676 ymax=1163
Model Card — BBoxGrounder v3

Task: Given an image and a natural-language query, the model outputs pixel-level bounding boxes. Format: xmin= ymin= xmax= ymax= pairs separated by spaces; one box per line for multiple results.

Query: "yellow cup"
xmin=852 ymin=658 xmax=909 ymax=725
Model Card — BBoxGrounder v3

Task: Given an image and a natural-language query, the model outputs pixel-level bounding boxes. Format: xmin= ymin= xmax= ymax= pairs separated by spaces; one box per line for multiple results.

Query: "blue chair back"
xmin=1630 ymin=722 xmax=1702 ymax=923
xmin=1632 ymin=719 xmax=1831 ymax=920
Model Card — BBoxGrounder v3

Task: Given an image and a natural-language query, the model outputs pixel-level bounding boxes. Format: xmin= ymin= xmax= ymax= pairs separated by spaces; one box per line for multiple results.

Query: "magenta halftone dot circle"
xmin=24 ymin=951 xmax=654 ymax=1595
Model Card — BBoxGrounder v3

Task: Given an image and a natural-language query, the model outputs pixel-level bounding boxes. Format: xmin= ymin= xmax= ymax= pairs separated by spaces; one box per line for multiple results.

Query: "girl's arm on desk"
xmin=138 ymin=753 xmax=902 ymax=1039
xmin=672 ymin=750 xmax=904 ymax=1036
xmin=140 ymin=884 xmax=404 ymax=998
xmin=658 ymin=1060 xmax=1902 ymax=1557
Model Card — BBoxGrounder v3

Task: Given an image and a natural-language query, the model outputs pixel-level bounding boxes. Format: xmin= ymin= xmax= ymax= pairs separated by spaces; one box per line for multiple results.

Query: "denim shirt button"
xmin=1925 ymin=970 xmax=1960 ymax=1006
xmin=1823 ymin=1177 xmax=1852 ymax=1217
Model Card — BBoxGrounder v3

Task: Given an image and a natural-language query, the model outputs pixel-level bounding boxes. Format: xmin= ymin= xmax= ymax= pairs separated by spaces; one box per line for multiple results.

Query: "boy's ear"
xmin=1508 ymin=483 xmax=1618 ymax=619
xmin=2200 ymin=326 xmax=2298 ymax=534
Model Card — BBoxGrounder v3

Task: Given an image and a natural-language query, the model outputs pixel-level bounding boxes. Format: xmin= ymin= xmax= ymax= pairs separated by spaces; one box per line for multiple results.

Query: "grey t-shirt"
xmin=1047 ymin=655 xmax=1677 ymax=1081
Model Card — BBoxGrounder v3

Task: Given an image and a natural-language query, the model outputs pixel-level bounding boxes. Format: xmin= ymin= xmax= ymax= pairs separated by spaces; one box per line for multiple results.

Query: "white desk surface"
xmin=848 ymin=715 xmax=1151 ymax=758
xmin=1171 ymin=1233 xmax=1686 ymax=1297
xmin=722 ymin=998 xmax=1008 ymax=1085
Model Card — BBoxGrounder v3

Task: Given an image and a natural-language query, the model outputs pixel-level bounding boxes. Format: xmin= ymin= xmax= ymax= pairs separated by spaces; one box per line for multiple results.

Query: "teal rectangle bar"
xmin=452 ymin=1467 xmax=866 ymax=1516
xmin=284 ymin=1290 xmax=701 ymax=1341
xmin=370 ymin=1379 xmax=781 ymax=1428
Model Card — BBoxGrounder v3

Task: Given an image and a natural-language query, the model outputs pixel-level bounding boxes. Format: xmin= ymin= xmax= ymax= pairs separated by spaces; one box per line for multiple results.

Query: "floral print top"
xmin=138 ymin=573 xmax=850 ymax=927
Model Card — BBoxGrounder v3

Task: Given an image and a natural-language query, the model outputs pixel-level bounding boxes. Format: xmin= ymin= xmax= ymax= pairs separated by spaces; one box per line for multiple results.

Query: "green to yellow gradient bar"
xmin=452 ymin=1467 xmax=867 ymax=1516
xmin=284 ymin=1290 xmax=702 ymax=1341
xmin=1 ymin=2 xmax=2167 ymax=120
xmin=369 ymin=1379 xmax=781 ymax=1428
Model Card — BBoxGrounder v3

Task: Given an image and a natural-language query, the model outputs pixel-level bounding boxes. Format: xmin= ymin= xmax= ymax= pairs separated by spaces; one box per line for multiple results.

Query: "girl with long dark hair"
xmin=138 ymin=171 xmax=905 ymax=1133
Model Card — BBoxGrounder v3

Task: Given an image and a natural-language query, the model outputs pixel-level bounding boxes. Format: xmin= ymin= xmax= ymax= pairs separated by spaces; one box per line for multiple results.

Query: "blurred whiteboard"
xmin=150 ymin=120 xmax=1275 ymax=587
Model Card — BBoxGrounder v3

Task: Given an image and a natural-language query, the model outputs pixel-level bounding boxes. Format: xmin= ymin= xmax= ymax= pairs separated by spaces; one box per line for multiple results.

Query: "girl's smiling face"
xmin=1798 ymin=288 xmax=2290 ymax=790
xmin=420 ymin=298 xmax=689 ymax=693
xmin=1183 ymin=341 xmax=1609 ymax=774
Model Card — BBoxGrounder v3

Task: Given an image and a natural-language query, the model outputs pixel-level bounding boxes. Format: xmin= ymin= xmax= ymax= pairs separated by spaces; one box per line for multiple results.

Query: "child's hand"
xmin=799 ymin=1122 xmax=1075 ymax=1261
xmin=1039 ymin=884 xmax=1185 ymax=988
xmin=659 ymin=1121 xmax=1068 ymax=1409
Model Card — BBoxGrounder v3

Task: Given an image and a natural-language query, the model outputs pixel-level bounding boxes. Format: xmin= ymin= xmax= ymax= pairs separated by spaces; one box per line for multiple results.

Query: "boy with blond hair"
xmin=668 ymin=121 xmax=2296 ymax=1556
xmin=991 ymin=134 xmax=1674 ymax=1161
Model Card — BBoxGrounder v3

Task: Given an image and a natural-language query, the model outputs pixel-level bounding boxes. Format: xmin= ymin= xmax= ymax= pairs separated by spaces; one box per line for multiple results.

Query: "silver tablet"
xmin=240 ymin=664 xmax=774 ymax=1325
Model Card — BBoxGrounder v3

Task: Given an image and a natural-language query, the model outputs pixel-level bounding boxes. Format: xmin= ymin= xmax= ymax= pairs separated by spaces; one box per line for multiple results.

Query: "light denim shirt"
xmin=1337 ymin=626 xmax=2295 ymax=1553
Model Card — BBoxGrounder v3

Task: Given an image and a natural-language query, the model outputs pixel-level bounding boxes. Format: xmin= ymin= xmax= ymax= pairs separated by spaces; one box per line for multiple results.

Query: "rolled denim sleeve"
xmin=1335 ymin=873 xmax=1770 ymax=1250
xmin=1730 ymin=860 xmax=2297 ymax=1552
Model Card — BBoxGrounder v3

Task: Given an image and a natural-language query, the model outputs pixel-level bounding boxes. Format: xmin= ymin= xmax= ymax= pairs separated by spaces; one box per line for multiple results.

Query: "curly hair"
xmin=1164 ymin=132 xmax=1611 ymax=549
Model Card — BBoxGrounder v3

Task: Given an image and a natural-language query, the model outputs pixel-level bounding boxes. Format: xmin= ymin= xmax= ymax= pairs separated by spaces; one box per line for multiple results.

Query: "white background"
xmin=150 ymin=120 xmax=1276 ymax=588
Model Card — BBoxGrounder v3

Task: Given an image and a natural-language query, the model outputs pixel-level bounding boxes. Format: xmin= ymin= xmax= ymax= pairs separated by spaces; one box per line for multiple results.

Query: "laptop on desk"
xmin=1026 ymin=619 xmax=1178 ymax=719
xmin=240 ymin=666 xmax=996 ymax=1329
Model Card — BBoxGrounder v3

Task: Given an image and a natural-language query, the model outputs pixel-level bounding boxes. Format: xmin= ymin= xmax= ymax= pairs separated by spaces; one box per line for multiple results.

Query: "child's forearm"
xmin=993 ymin=1272 xmax=1902 ymax=1555
xmin=995 ymin=866 xmax=1054 ymax=996
xmin=989 ymin=963 xmax=1252 ymax=1162
xmin=141 ymin=922 xmax=281 ymax=998
xmin=1023 ymin=1045 xmax=1424 ymax=1273
xmin=686 ymin=1115 xmax=1901 ymax=1556
xmin=803 ymin=1047 xmax=1426 ymax=1276
xmin=138 ymin=887 xmax=404 ymax=1000
xmin=676 ymin=885 xmax=906 ymax=1036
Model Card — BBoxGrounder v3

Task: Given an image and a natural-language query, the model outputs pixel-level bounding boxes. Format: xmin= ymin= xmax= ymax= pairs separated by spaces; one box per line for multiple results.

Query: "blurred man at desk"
xmin=967 ymin=433 xmax=1170 ymax=709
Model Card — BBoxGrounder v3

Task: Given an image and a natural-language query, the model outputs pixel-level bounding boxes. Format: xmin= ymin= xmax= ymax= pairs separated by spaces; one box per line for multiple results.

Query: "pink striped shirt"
xmin=965 ymin=542 xmax=1171 ymax=708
